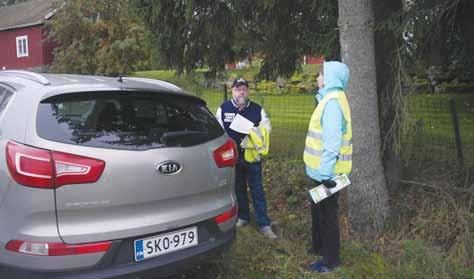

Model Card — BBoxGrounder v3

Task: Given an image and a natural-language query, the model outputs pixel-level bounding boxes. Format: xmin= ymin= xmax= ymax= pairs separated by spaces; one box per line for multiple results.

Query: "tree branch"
xmin=400 ymin=179 xmax=474 ymax=194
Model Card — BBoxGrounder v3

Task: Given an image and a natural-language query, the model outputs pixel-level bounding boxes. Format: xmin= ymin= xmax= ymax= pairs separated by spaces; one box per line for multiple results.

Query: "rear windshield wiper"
xmin=160 ymin=130 xmax=208 ymax=143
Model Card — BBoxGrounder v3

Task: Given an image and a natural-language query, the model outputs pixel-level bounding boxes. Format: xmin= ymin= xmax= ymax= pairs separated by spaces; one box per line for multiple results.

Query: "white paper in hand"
xmin=229 ymin=114 xmax=254 ymax=134
xmin=309 ymin=174 xmax=351 ymax=204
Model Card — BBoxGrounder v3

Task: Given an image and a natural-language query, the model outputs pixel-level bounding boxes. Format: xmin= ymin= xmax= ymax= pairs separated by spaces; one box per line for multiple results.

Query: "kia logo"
xmin=156 ymin=161 xmax=182 ymax=175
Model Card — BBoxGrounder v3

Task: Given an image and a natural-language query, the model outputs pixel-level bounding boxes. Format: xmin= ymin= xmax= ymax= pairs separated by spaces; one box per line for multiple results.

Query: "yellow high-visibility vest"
xmin=240 ymin=126 xmax=270 ymax=163
xmin=303 ymin=91 xmax=352 ymax=174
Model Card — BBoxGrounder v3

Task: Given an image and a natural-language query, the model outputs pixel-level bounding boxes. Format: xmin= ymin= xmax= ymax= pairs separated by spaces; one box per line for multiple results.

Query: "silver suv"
xmin=0 ymin=71 xmax=237 ymax=278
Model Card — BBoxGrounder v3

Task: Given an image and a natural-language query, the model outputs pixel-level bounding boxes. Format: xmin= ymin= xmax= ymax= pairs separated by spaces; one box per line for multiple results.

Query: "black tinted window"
xmin=37 ymin=91 xmax=224 ymax=150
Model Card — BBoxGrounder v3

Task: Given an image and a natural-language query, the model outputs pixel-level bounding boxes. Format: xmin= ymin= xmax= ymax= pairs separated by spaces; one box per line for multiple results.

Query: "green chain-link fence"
xmin=404 ymin=94 xmax=474 ymax=167
xmin=196 ymin=84 xmax=474 ymax=167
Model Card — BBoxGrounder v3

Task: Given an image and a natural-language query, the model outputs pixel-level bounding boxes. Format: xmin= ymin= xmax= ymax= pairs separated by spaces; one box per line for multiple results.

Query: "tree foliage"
xmin=402 ymin=0 xmax=474 ymax=80
xmin=230 ymin=0 xmax=339 ymax=79
xmin=133 ymin=0 xmax=474 ymax=82
xmin=133 ymin=0 xmax=236 ymax=76
xmin=133 ymin=0 xmax=339 ymax=79
xmin=47 ymin=0 xmax=150 ymax=76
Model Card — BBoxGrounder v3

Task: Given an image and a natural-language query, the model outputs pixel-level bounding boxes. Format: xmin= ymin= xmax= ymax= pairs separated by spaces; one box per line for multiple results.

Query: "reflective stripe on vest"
xmin=241 ymin=126 xmax=270 ymax=163
xmin=304 ymin=146 xmax=352 ymax=161
xmin=303 ymin=91 xmax=352 ymax=174
xmin=306 ymin=131 xmax=352 ymax=146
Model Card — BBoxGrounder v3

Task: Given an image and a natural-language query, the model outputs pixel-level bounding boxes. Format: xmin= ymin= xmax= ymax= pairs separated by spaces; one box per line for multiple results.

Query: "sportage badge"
xmin=156 ymin=161 xmax=182 ymax=175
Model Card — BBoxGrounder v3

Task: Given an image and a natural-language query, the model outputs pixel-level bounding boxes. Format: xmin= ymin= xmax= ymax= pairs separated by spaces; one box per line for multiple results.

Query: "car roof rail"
xmin=0 ymin=70 xmax=50 ymax=85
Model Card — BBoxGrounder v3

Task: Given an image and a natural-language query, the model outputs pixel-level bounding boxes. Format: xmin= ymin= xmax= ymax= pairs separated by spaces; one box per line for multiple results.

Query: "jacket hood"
xmin=318 ymin=61 xmax=350 ymax=98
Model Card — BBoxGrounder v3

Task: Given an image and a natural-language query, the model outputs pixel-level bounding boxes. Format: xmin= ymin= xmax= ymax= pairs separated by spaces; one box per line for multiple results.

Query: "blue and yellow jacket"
xmin=305 ymin=61 xmax=352 ymax=181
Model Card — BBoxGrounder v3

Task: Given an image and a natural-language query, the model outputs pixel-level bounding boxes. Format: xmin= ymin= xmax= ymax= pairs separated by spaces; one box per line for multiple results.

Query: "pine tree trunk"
xmin=374 ymin=0 xmax=403 ymax=193
xmin=338 ymin=0 xmax=390 ymax=237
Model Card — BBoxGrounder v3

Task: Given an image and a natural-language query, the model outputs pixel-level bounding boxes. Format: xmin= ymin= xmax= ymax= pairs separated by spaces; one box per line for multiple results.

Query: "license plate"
xmin=134 ymin=227 xmax=198 ymax=262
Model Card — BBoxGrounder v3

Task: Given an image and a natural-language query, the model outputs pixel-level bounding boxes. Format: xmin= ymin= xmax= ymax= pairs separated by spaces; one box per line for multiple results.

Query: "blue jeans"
xmin=235 ymin=161 xmax=271 ymax=228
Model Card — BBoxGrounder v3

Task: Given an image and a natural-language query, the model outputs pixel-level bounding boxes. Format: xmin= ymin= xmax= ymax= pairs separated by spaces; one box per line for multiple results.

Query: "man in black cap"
xmin=216 ymin=78 xmax=276 ymax=239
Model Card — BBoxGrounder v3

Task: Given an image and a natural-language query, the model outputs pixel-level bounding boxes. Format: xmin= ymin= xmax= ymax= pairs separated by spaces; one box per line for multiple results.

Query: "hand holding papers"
xmin=308 ymin=174 xmax=351 ymax=204
xmin=229 ymin=114 xmax=254 ymax=134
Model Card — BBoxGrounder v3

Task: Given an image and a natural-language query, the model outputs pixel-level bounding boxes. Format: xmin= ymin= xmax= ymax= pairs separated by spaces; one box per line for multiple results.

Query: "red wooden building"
xmin=303 ymin=54 xmax=324 ymax=65
xmin=0 ymin=0 xmax=56 ymax=71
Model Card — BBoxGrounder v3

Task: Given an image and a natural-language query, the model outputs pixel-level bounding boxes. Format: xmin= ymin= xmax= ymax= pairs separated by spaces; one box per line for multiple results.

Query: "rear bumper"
xmin=0 ymin=224 xmax=235 ymax=279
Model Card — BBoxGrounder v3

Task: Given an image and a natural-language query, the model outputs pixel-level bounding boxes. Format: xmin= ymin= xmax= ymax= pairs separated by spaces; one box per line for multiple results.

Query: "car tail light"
xmin=5 ymin=240 xmax=111 ymax=256
xmin=6 ymin=142 xmax=53 ymax=188
xmin=215 ymin=205 xmax=237 ymax=224
xmin=6 ymin=141 xmax=105 ymax=189
xmin=52 ymin=151 xmax=105 ymax=187
xmin=213 ymin=139 xmax=238 ymax=168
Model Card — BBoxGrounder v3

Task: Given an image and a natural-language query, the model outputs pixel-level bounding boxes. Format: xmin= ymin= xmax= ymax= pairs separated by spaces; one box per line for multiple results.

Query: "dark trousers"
xmin=311 ymin=191 xmax=341 ymax=268
xmin=235 ymin=161 xmax=271 ymax=228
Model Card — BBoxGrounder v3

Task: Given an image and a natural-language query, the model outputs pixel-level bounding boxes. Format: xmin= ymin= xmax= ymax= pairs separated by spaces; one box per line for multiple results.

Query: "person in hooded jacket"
xmin=304 ymin=61 xmax=353 ymax=273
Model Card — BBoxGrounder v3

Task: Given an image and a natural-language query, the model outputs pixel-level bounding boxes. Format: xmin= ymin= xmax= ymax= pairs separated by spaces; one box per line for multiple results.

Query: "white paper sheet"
xmin=308 ymin=174 xmax=351 ymax=204
xmin=229 ymin=114 xmax=254 ymax=134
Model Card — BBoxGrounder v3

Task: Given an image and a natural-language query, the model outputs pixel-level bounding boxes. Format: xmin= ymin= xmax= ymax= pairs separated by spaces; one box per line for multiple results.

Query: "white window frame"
xmin=16 ymin=35 xmax=29 ymax=58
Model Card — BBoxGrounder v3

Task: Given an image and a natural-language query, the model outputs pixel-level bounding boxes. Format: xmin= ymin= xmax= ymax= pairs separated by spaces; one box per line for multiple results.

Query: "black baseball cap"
xmin=232 ymin=78 xmax=249 ymax=88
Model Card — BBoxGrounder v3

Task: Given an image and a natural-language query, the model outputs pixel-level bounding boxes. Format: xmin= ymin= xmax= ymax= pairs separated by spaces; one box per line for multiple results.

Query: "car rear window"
xmin=36 ymin=91 xmax=224 ymax=150
xmin=0 ymin=84 xmax=14 ymax=116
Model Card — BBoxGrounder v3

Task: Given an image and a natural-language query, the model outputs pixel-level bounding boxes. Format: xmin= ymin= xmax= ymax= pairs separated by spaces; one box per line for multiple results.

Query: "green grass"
xmin=166 ymin=160 xmax=474 ymax=279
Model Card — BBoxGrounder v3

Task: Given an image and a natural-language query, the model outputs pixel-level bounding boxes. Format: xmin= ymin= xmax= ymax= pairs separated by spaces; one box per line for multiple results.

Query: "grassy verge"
xmin=168 ymin=160 xmax=473 ymax=279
